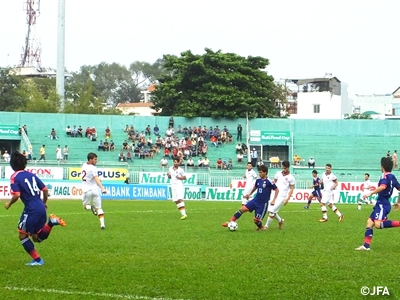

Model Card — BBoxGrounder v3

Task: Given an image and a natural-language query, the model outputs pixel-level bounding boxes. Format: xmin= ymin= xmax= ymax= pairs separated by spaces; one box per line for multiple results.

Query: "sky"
xmin=1 ymin=0 xmax=399 ymax=98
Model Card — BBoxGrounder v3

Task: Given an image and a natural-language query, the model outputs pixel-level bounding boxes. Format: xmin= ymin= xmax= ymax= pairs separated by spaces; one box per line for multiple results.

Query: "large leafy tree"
xmin=0 ymin=68 xmax=26 ymax=111
xmin=152 ymin=48 xmax=282 ymax=118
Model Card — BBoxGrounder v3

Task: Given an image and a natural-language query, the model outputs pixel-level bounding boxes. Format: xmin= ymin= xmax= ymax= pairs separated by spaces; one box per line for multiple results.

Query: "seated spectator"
xmin=91 ymin=127 xmax=97 ymax=140
xmin=237 ymin=153 xmax=243 ymax=162
xmin=122 ymin=140 xmax=129 ymax=150
xmin=171 ymin=147 xmax=178 ymax=158
xmin=109 ymin=140 xmax=115 ymax=151
xmin=257 ymin=160 xmax=265 ymax=167
xmin=133 ymin=146 xmax=141 ymax=158
xmin=227 ymin=133 xmax=233 ymax=143
xmin=77 ymin=126 xmax=83 ymax=137
xmin=98 ymin=140 xmax=105 ymax=151
xmin=155 ymin=136 xmax=162 ymax=148
xmin=183 ymin=148 xmax=190 ymax=160
xmin=153 ymin=125 xmax=160 ymax=136
xmin=126 ymin=151 xmax=132 ymax=162
xmin=103 ymin=139 xmax=110 ymax=151
xmin=3 ymin=150 xmax=10 ymax=162
xmin=202 ymin=157 xmax=210 ymax=168
xmin=160 ymin=157 xmax=168 ymax=168
xmin=163 ymin=148 xmax=170 ymax=158
xmin=147 ymin=137 xmax=153 ymax=147
xmin=236 ymin=143 xmax=242 ymax=154
xmin=223 ymin=125 xmax=229 ymax=132
xmin=85 ymin=126 xmax=91 ymax=138
xmin=105 ymin=126 xmax=112 ymax=139
xmin=217 ymin=136 xmax=223 ymax=146
xmin=197 ymin=157 xmax=203 ymax=167
xmin=50 ymin=128 xmax=58 ymax=140
xmin=210 ymin=136 xmax=217 ymax=147
xmin=221 ymin=131 xmax=227 ymax=143
xmin=71 ymin=125 xmax=78 ymax=137
xmin=177 ymin=125 xmax=183 ymax=134
xmin=66 ymin=125 xmax=71 ymax=137
xmin=145 ymin=125 xmax=151 ymax=136
xmin=308 ymin=157 xmax=315 ymax=168
xmin=182 ymin=126 xmax=189 ymax=135
xmin=227 ymin=158 xmax=233 ymax=170
xmin=124 ymin=125 xmax=129 ymax=132
xmin=187 ymin=157 xmax=195 ymax=167
xmin=216 ymin=158 xmax=223 ymax=169
xmin=166 ymin=126 xmax=174 ymax=137
xmin=201 ymin=143 xmax=208 ymax=155
xmin=118 ymin=151 xmax=126 ymax=162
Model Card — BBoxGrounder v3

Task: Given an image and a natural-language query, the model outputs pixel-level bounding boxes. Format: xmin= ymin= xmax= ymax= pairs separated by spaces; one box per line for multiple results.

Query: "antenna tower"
xmin=18 ymin=0 xmax=44 ymax=72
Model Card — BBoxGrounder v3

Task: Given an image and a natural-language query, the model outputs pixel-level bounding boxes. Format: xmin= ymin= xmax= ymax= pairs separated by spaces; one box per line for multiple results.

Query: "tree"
xmin=0 ymin=68 xmax=26 ymax=111
xmin=344 ymin=113 xmax=373 ymax=119
xmin=151 ymin=48 xmax=283 ymax=118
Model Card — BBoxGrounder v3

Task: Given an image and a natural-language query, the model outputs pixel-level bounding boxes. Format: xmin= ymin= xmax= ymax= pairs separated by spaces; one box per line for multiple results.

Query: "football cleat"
xmin=49 ymin=214 xmax=66 ymax=227
xmin=26 ymin=259 xmax=44 ymax=266
xmin=262 ymin=225 xmax=269 ymax=230
xmin=303 ymin=206 xmax=309 ymax=210
xmin=180 ymin=215 xmax=187 ymax=220
xmin=101 ymin=226 xmax=105 ymax=230
xmin=221 ymin=222 xmax=228 ymax=227
xmin=355 ymin=245 xmax=370 ymax=251
xmin=338 ymin=215 xmax=344 ymax=222
xmin=319 ymin=218 xmax=328 ymax=223
xmin=278 ymin=218 xmax=285 ymax=230
xmin=91 ymin=205 xmax=98 ymax=216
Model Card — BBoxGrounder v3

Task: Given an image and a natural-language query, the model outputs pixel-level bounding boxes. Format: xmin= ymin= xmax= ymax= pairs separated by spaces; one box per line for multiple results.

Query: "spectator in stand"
xmin=210 ymin=136 xmax=217 ymax=147
xmin=63 ymin=145 xmax=69 ymax=161
xmin=236 ymin=143 xmax=242 ymax=154
xmin=56 ymin=145 xmax=63 ymax=162
xmin=183 ymin=125 xmax=189 ymax=135
xmin=187 ymin=157 xmax=195 ymax=167
xmin=118 ymin=151 xmax=126 ymax=162
xmin=202 ymin=157 xmax=210 ymax=168
xmin=153 ymin=124 xmax=160 ymax=136
xmin=85 ymin=126 xmax=91 ymax=138
xmin=183 ymin=148 xmax=190 ymax=160
xmin=177 ymin=125 xmax=183 ymax=134
xmin=145 ymin=125 xmax=151 ymax=136
xmin=216 ymin=158 xmax=223 ymax=169
xmin=66 ymin=125 xmax=71 ymax=137
xmin=147 ymin=136 xmax=153 ymax=147
xmin=3 ymin=150 xmax=10 ymax=162
xmin=308 ymin=157 xmax=315 ymax=168
xmin=164 ymin=148 xmax=170 ymax=158
xmin=50 ymin=128 xmax=58 ymax=140
xmin=160 ymin=157 xmax=168 ymax=168
xmin=98 ymin=140 xmax=105 ymax=151
xmin=109 ymin=140 xmax=115 ymax=151
xmin=91 ymin=127 xmax=97 ymax=140
xmin=237 ymin=152 xmax=243 ymax=163
xmin=38 ymin=145 xmax=46 ymax=162
xmin=122 ymin=140 xmax=129 ymax=150
xmin=126 ymin=151 xmax=132 ymax=162
xmin=70 ymin=125 xmax=78 ymax=137
xmin=124 ymin=125 xmax=129 ymax=132
xmin=169 ymin=117 xmax=174 ymax=129
xmin=166 ymin=126 xmax=174 ymax=137
xmin=237 ymin=124 xmax=243 ymax=142
xmin=197 ymin=157 xmax=204 ymax=168
xmin=77 ymin=126 xmax=83 ymax=137
xmin=227 ymin=158 xmax=233 ymax=170
xmin=103 ymin=139 xmax=110 ymax=151
xmin=22 ymin=125 xmax=28 ymax=136
xmin=105 ymin=126 xmax=111 ymax=139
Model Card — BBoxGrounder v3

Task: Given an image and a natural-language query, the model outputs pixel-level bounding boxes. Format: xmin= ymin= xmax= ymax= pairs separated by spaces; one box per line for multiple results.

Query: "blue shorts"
xmin=369 ymin=203 xmax=391 ymax=221
xmin=18 ymin=212 xmax=47 ymax=235
xmin=312 ymin=190 xmax=322 ymax=199
xmin=245 ymin=200 xmax=269 ymax=220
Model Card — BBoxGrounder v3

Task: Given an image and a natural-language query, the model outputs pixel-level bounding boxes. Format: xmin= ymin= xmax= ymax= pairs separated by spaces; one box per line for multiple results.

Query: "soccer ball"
xmin=85 ymin=204 xmax=91 ymax=211
xmin=228 ymin=221 xmax=238 ymax=231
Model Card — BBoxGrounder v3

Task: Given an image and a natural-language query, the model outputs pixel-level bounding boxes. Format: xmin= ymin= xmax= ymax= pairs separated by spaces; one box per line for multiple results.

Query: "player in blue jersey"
xmin=4 ymin=151 xmax=66 ymax=266
xmin=355 ymin=157 xmax=400 ymax=251
xmin=222 ymin=165 xmax=279 ymax=230
xmin=304 ymin=170 xmax=322 ymax=209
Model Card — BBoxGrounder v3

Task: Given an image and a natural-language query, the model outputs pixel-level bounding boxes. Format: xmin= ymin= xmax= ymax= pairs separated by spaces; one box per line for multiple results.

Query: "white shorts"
xmin=361 ymin=190 xmax=370 ymax=198
xmin=321 ymin=190 xmax=334 ymax=205
xmin=171 ymin=187 xmax=184 ymax=201
xmin=82 ymin=189 xmax=102 ymax=209
xmin=268 ymin=194 xmax=285 ymax=214
xmin=242 ymin=187 xmax=253 ymax=205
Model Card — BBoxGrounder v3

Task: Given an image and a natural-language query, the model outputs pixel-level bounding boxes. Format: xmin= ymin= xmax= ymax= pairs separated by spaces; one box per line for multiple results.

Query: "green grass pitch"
xmin=0 ymin=200 xmax=398 ymax=300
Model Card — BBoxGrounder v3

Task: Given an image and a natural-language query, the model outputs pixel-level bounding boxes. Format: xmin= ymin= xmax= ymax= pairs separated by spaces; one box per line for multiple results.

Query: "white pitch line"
xmin=4 ymin=286 xmax=187 ymax=300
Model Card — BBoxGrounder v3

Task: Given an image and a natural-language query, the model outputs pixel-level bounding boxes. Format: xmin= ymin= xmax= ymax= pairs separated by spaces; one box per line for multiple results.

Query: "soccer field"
xmin=0 ymin=200 xmax=397 ymax=300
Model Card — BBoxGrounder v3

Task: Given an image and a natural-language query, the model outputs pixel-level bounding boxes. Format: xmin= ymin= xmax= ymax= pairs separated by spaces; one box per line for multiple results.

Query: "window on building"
xmin=313 ymin=104 xmax=320 ymax=113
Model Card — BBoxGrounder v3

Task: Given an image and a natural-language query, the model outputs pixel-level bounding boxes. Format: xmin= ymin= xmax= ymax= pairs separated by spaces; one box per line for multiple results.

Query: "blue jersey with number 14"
xmin=10 ymin=170 xmax=47 ymax=213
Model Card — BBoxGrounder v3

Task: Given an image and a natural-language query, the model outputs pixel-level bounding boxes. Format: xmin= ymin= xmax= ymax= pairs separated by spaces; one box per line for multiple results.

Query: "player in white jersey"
xmin=242 ymin=162 xmax=258 ymax=206
xmin=357 ymin=173 xmax=373 ymax=210
xmin=264 ymin=160 xmax=295 ymax=230
xmin=319 ymin=163 xmax=343 ymax=222
xmin=81 ymin=152 xmax=107 ymax=229
xmin=167 ymin=158 xmax=187 ymax=220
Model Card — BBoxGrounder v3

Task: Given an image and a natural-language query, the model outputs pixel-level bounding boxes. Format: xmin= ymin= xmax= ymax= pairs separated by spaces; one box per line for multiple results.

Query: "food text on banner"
xmin=139 ymin=172 xmax=197 ymax=185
